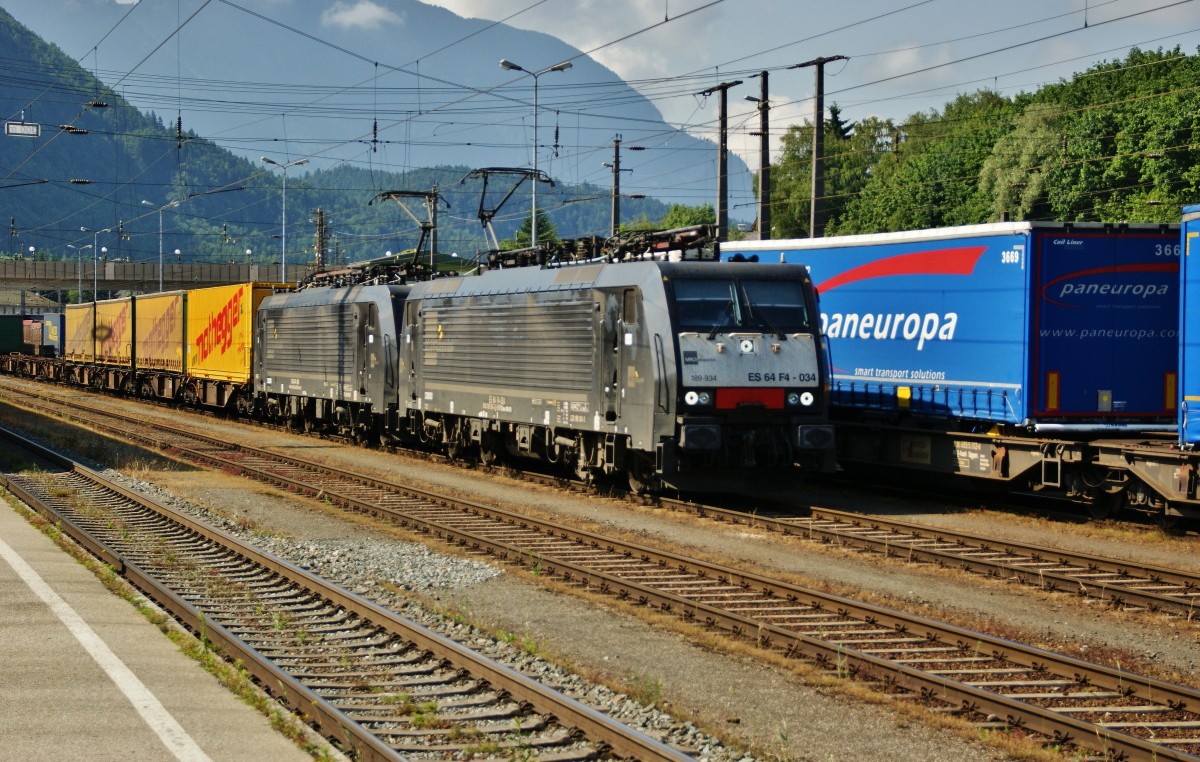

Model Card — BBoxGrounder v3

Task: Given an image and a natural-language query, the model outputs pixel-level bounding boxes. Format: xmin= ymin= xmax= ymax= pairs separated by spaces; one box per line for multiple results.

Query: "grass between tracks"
xmin=400 ymin=564 xmax=1074 ymax=762
xmin=0 ymin=389 xmax=1168 ymax=760
xmin=0 ymin=491 xmax=342 ymax=762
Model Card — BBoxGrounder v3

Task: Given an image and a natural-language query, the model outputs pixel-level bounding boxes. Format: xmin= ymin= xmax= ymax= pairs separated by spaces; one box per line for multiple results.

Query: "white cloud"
xmin=320 ymin=0 xmax=404 ymax=31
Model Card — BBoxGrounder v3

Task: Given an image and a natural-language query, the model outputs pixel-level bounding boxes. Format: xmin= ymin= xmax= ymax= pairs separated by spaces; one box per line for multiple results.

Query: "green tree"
xmin=834 ymin=90 xmax=1018 ymax=232
xmin=978 ymin=103 xmax=1064 ymax=221
xmin=772 ymin=114 xmax=896 ymax=238
xmin=501 ymin=211 xmax=558 ymax=250
xmin=659 ymin=203 xmax=715 ymax=228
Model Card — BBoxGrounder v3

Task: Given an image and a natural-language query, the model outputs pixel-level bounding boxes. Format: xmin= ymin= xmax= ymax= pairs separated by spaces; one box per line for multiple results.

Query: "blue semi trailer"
xmin=1180 ymin=204 xmax=1200 ymax=446
xmin=724 ymin=222 xmax=1181 ymax=517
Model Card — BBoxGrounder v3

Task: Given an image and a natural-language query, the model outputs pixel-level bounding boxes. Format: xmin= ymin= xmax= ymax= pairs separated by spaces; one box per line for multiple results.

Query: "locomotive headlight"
xmin=698 ymin=391 xmax=712 ymax=405
xmin=787 ymin=391 xmax=815 ymax=407
xmin=685 ymin=390 xmax=699 ymax=405
xmin=685 ymin=390 xmax=712 ymax=406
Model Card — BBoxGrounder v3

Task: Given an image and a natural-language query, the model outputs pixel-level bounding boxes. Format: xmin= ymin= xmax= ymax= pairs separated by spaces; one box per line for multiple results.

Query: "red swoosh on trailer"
xmin=814 ymin=246 xmax=988 ymax=293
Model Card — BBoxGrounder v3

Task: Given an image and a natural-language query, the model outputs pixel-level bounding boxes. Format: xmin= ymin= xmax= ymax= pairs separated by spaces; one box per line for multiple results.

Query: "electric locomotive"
xmin=401 ymin=259 xmax=835 ymax=492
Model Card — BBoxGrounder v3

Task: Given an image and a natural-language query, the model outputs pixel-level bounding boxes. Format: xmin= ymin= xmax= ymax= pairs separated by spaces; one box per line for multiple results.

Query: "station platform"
xmin=0 ymin=500 xmax=318 ymax=762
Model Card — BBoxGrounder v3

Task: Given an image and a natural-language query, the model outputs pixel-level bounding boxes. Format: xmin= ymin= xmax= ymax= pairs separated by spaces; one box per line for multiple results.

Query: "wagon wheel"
xmin=479 ymin=432 xmax=503 ymax=467
xmin=1156 ymin=507 xmax=1183 ymax=533
xmin=1086 ymin=491 xmax=1122 ymax=520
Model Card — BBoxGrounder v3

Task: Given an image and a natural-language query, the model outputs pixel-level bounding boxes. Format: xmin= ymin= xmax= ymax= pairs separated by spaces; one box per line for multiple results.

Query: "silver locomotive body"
xmin=254 ymin=284 xmax=409 ymax=439
xmin=404 ymin=260 xmax=833 ymax=491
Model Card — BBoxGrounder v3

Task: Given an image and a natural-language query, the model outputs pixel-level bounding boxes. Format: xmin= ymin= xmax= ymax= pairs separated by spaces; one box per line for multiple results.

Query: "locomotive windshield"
xmin=672 ymin=278 xmax=810 ymax=336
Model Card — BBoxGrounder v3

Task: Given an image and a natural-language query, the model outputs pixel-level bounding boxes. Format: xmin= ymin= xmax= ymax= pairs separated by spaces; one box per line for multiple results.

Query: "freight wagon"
xmin=0 ymin=315 xmax=23 ymax=354
xmin=725 ymin=221 xmax=1181 ymax=516
xmin=183 ymin=283 xmax=280 ymax=411
xmin=39 ymin=313 xmax=64 ymax=357
xmin=47 ymin=284 xmax=282 ymax=404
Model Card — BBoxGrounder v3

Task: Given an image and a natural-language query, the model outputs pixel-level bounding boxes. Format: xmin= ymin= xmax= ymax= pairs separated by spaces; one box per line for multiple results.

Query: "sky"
xmin=422 ymin=0 xmax=1200 ymax=162
xmin=10 ymin=0 xmax=1200 ymax=222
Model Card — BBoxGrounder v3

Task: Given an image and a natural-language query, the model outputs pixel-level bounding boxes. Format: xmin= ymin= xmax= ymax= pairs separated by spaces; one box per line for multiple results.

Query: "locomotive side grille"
xmin=262 ymin=306 xmax=356 ymax=381
xmin=422 ymin=300 xmax=595 ymax=392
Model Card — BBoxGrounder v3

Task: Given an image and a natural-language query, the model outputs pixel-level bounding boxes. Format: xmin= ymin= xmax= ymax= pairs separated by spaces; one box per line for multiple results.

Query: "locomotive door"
xmin=358 ymin=303 xmax=379 ymax=399
xmin=602 ymin=293 xmax=621 ymax=421
xmin=613 ymin=288 xmax=638 ymax=422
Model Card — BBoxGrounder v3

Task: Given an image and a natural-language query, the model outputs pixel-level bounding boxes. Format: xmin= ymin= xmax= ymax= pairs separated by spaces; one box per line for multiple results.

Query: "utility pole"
xmin=429 ymin=184 xmax=439 ymax=271
xmin=609 ymin=136 xmax=622 ymax=237
xmin=746 ymin=71 xmax=771 ymax=240
xmin=314 ymin=208 xmax=327 ymax=269
xmin=792 ymin=55 xmax=846 ymax=238
xmin=698 ymin=79 xmax=742 ymax=241
xmin=603 ymin=135 xmax=635 ymax=237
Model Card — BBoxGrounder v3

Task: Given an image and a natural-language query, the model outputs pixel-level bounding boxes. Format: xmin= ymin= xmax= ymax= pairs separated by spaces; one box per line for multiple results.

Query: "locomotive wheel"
xmin=626 ymin=455 xmax=658 ymax=495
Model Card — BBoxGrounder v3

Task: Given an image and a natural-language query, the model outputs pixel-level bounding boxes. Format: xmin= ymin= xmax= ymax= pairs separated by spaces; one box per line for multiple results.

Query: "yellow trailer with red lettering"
xmin=94 ymin=296 xmax=135 ymax=392
xmin=184 ymin=283 xmax=284 ymax=409
xmin=64 ymin=303 xmax=95 ymax=364
xmin=95 ymin=297 xmax=134 ymax=368
xmin=133 ymin=290 xmax=186 ymax=399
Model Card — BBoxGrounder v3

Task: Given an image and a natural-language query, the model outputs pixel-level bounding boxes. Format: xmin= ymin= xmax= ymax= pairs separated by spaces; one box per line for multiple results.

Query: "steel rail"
xmin=5 ymin=387 xmax=1200 ymax=760
xmin=0 ymin=426 xmax=691 ymax=762
xmin=653 ymin=496 xmax=1200 ymax=618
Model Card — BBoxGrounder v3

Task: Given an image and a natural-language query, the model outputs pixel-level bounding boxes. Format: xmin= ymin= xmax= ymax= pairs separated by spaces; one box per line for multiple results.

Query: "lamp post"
xmin=67 ymin=244 xmax=91 ymax=303
xmin=498 ymin=58 xmax=572 ymax=247
xmin=142 ymin=186 xmax=246 ymax=289
xmin=142 ymin=199 xmax=170 ymax=292
xmin=260 ymin=156 xmax=309 ymax=282
xmin=81 ymin=226 xmax=110 ymax=301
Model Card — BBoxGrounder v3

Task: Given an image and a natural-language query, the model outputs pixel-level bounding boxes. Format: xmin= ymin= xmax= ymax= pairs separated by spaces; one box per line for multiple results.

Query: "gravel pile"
xmin=111 ymin=471 xmax=753 ymax=761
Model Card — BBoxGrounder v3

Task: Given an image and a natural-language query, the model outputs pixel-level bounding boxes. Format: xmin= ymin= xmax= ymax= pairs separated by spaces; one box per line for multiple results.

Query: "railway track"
xmin=0 ymin=427 xmax=691 ymax=762
xmin=655 ymin=497 xmax=1200 ymax=620
xmin=4 ymin=384 xmax=1200 ymax=759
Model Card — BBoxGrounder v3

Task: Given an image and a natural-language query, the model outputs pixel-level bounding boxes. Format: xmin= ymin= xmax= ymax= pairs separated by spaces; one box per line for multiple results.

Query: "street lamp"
xmin=260 ymin=156 xmax=309 ymax=282
xmin=67 ymin=244 xmax=91 ymax=303
xmin=142 ymin=199 xmax=175 ymax=292
xmin=498 ymin=58 xmax=572 ymax=247
xmin=81 ymin=226 xmax=110 ymax=301
xmin=142 ymin=186 xmax=245 ymax=290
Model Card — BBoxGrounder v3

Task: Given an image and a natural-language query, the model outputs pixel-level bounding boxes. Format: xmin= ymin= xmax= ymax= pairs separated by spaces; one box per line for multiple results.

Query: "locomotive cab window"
xmin=672 ymin=278 xmax=809 ymax=335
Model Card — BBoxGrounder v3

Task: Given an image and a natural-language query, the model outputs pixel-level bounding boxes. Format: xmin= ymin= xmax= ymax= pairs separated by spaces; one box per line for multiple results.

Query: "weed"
xmin=628 ymin=673 xmax=664 ymax=706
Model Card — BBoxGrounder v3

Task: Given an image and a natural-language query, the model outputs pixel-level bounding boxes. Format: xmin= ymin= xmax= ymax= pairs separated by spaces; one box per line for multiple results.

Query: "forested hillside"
xmin=769 ymin=47 xmax=1200 ymax=237
xmin=0 ymin=8 xmax=668 ymax=265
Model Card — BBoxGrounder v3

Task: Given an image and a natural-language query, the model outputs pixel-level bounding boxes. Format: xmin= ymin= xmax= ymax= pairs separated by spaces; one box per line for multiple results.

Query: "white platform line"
xmin=0 ymin=535 xmax=212 ymax=762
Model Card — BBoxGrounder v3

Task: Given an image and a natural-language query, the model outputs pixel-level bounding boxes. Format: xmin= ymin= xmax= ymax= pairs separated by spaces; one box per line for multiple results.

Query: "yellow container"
xmin=134 ymin=291 xmax=186 ymax=373
xmin=187 ymin=283 xmax=284 ymax=383
xmin=95 ymin=297 xmax=134 ymax=367
xmin=64 ymin=303 xmax=95 ymax=363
